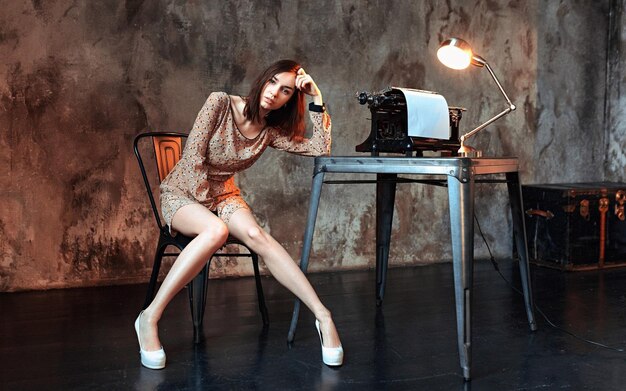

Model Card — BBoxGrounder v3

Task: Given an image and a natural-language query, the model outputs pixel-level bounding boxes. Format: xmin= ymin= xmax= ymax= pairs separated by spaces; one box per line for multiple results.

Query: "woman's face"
xmin=260 ymin=72 xmax=296 ymax=112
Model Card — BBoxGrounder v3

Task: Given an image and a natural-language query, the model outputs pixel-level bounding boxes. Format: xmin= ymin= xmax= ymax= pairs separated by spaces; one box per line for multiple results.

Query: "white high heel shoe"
xmin=315 ymin=319 xmax=344 ymax=366
xmin=134 ymin=311 xmax=166 ymax=369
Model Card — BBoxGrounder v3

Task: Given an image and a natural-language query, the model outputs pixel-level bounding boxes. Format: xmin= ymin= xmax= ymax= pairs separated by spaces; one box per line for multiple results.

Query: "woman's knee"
xmin=245 ymin=226 xmax=269 ymax=246
xmin=197 ymin=221 xmax=229 ymax=246
xmin=171 ymin=204 xmax=228 ymax=243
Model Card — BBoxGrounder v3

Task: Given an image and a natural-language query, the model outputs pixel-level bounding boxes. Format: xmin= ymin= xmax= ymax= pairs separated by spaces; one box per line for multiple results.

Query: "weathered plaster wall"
xmin=0 ymin=1 xmax=616 ymax=291
xmin=607 ymin=0 xmax=626 ymax=181
xmin=533 ymin=1 xmax=610 ymax=183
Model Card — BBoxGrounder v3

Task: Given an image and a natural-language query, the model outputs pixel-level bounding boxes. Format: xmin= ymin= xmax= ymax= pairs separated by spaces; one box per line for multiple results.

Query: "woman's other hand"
xmin=295 ymin=68 xmax=323 ymax=104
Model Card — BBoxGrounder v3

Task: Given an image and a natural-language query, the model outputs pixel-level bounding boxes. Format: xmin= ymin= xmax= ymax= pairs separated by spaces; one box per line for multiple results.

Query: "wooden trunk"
xmin=522 ymin=182 xmax=626 ymax=271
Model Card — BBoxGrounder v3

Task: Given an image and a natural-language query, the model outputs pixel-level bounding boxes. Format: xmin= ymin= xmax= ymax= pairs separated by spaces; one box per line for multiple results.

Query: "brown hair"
xmin=244 ymin=59 xmax=306 ymax=140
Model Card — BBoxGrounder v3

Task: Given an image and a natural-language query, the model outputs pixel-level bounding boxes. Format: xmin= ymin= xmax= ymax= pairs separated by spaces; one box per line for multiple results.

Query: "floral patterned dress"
xmin=159 ymin=91 xmax=332 ymax=228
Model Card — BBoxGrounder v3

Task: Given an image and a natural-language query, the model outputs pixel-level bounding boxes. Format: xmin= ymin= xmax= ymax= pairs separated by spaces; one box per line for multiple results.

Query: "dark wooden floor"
xmin=2 ymin=260 xmax=626 ymax=390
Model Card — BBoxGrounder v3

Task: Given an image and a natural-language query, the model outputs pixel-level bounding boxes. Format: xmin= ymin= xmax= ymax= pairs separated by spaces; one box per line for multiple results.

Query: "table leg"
xmin=288 ymin=170 xmax=326 ymax=343
xmin=447 ymin=175 xmax=474 ymax=381
xmin=376 ymin=173 xmax=397 ymax=306
xmin=506 ymin=172 xmax=538 ymax=331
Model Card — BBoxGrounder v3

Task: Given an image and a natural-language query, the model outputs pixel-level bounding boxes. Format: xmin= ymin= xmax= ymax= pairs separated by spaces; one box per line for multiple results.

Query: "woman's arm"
xmin=269 ymin=110 xmax=331 ymax=157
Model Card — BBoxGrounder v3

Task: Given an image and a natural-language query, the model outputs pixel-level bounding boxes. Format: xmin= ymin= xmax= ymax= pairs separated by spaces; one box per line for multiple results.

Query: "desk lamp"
xmin=437 ymin=37 xmax=516 ymax=157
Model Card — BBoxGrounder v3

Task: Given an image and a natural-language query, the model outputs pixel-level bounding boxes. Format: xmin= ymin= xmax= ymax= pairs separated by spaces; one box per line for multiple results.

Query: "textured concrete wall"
xmin=534 ymin=1 xmax=609 ymax=182
xmin=607 ymin=0 xmax=626 ymax=181
xmin=0 ymin=1 xmax=616 ymax=291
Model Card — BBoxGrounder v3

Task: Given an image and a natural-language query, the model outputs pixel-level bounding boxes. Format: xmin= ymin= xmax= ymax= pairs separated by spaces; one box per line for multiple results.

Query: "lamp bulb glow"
xmin=437 ymin=38 xmax=475 ymax=70
xmin=437 ymin=45 xmax=472 ymax=70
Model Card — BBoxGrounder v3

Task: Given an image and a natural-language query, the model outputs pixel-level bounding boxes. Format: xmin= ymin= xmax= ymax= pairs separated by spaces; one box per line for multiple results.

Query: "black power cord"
xmin=474 ymin=213 xmax=625 ymax=353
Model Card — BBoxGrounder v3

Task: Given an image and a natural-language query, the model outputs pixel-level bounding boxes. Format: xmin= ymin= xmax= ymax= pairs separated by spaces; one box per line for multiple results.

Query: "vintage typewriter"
xmin=355 ymin=87 xmax=464 ymax=156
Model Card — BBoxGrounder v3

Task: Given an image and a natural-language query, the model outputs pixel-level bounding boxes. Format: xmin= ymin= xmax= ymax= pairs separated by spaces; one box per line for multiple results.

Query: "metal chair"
xmin=133 ymin=131 xmax=269 ymax=343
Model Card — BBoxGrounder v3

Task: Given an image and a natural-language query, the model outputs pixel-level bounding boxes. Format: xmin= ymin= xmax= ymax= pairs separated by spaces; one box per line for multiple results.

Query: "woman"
xmin=134 ymin=60 xmax=343 ymax=369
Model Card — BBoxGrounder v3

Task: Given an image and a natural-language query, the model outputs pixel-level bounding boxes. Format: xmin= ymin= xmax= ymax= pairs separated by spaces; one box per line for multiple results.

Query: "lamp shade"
xmin=437 ymin=38 xmax=473 ymax=70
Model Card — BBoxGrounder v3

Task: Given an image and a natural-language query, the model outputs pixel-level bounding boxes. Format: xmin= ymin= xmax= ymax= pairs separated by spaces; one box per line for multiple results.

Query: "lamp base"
xmin=457 ymin=144 xmax=483 ymax=158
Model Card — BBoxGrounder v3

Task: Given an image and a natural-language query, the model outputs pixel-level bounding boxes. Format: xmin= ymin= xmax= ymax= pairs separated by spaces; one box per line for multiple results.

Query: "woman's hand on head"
xmin=295 ymin=68 xmax=322 ymax=102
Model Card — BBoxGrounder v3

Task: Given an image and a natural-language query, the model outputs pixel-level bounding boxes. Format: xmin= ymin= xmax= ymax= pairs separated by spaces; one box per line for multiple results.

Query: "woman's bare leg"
xmin=138 ymin=204 xmax=228 ymax=351
xmin=226 ymin=208 xmax=341 ymax=348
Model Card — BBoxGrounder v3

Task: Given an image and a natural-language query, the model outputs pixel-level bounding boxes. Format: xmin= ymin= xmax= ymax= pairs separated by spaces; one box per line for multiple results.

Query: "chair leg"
xmin=143 ymin=241 xmax=167 ymax=309
xmin=251 ymin=252 xmax=269 ymax=326
xmin=188 ymin=260 xmax=211 ymax=344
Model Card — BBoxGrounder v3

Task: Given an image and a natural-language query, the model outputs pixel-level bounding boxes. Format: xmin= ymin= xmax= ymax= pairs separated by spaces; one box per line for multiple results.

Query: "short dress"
xmin=159 ymin=91 xmax=332 ymax=228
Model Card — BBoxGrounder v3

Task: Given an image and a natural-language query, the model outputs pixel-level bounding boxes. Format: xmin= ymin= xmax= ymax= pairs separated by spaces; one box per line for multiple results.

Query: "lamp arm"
xmin=483 ymin=61 xmax=516 ymax=110
xmin=460 ymin=107 xmax=514 ymax=143
xmin=460 ymin=58 xmax=517 ymax=144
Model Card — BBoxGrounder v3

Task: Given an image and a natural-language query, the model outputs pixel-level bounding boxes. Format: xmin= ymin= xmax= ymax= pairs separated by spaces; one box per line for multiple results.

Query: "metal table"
xmin=287 ymin=156 xmax=538 ymax=380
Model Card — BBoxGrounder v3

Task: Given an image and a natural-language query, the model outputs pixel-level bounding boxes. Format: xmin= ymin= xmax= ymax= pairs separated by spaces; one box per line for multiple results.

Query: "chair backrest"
xmin=153 ymin=136 xmax=184 ymax=181
xmin=133 ymin=132 xmax=188 ymax=230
